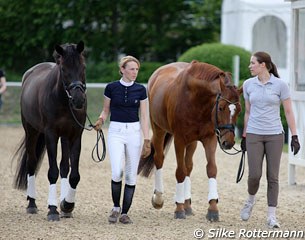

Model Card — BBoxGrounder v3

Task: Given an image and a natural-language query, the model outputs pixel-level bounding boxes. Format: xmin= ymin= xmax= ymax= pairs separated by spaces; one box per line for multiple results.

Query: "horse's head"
xmin=212 ymin=73 xmax=242 ymax=150
xmin=54 ymin=41 xmax=86 ymax=110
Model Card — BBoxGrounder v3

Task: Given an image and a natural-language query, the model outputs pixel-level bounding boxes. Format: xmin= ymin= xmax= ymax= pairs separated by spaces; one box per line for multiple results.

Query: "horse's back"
xmin=148 ymin=62 xmax=188 ymax=91
xmin=148 ymin=62 xmax=190 ymax=106
xmin=22 ymin=62 xmax=55 ymax=85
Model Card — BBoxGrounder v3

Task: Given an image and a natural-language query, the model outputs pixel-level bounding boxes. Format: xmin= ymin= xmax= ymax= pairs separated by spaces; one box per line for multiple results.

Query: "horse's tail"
xmin=13 ymin=133 xmax=46 ymax=190
xmin=137 ymin=132 xmax=173 ymax=178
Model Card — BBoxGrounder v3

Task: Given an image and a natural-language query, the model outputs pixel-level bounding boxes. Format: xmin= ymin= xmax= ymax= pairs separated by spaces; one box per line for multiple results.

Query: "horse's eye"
xmin=218 ymin=107 xmax=223 ymax=111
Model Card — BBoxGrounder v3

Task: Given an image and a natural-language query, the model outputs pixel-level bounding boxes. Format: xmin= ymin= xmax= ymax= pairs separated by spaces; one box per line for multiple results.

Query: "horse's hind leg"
xmin=24 ymin=127 xmax=45 ymax=214
xmin=151 ymin=129 xmax=168 ymax=210
xmin=184 ymin=141 xmax=197 ymax=216
xmin=59 ymin=137 xmax=73 ymax=218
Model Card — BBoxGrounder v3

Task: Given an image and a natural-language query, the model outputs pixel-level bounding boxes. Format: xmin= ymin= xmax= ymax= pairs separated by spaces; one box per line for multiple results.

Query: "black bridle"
xmin=214 ymin=93 xmax=241 ymax=155
xmin=62 ymin=77 xmax=106 ymax=163
xmin=65 ymin=81 xmax=87 ymax=99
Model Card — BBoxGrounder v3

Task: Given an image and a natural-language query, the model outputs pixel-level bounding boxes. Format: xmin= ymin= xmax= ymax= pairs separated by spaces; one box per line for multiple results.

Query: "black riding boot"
xmin=111 ymin=180 xmax=122 ymax=208
xmin=121 ymin=184 xmax=135 ymax=214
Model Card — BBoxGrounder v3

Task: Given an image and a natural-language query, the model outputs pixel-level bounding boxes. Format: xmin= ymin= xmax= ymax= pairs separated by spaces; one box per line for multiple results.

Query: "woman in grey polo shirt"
xmin=240 ymin=52 xmax=300 ymax=228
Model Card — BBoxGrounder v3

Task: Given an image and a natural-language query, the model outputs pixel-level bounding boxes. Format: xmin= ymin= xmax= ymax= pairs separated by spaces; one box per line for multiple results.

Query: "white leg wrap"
xmin=60 ymin=178 xmax=69 ymax=201
xmin=184 ymin=176 xmax=191 ymax=199
xmin=27 ymin=175 xmax=36 ymax=199
xmin=65 ymin=186 xmax=76 ymax=203
xmin=48 ymin=184 xmax=57 ymax=206
xmin=208 ymin=178 xmax=219 ymax=202
xmin=174 ymin=182 xmax=185 ymax=203
xmin=154 ymin=168 xmax=164 ymax=193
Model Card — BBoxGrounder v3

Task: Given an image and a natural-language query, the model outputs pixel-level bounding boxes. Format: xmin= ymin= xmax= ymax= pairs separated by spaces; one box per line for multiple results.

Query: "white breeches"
xmin=108 ymin=121 xmax=142 ymax=186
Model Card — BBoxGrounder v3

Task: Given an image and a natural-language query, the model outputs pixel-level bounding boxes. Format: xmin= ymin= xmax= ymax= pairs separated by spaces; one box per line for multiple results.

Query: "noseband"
xmin=214 ymin=93 xmax=236 ymax=136
xmin=64 ymin=81 xmax=87 ymax=101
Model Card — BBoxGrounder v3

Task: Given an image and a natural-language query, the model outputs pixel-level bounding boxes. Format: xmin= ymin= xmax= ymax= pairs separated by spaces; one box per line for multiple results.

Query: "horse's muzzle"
xmin=72 ymin=96 xmax=86 ymax=109
xmin=221 ymin=140 xmax=235 ymax=150
xmin=70 ymin=89 xmax=86 ymax=109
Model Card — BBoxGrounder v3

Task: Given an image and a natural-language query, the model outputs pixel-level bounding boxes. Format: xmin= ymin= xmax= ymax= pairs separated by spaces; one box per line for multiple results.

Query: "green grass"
xmin=0 ymin=85 xmax=106 ymax=126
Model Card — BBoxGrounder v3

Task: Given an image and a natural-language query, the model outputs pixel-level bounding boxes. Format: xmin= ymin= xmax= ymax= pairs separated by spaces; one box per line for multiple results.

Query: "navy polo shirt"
xmin=104 ymin=80 xmax=147 ymax=123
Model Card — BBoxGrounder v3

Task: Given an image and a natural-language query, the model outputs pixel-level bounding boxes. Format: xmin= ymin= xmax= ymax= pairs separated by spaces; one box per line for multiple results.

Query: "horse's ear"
xmin=55 ymin=44 xmax=64 ymax=56
xmin=77 ymin=41 xmax=84 ymax=53
xmin=190 ymin=60 xmax=199 ymax=64
xmin=224 ymin=72 xmax=232 ymax=86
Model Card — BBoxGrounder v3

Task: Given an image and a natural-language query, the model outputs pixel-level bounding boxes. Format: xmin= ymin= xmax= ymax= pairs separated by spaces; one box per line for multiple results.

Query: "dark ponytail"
xmin=270 ymin=62 xmax=279 ymax=78
xmin=253 ymin=51 xmax=280 ymax=78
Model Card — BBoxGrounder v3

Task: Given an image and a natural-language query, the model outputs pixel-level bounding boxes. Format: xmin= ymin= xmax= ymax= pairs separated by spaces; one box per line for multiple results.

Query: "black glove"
xmin=291 ymin=135 xmax=300 ymax=155
xmin=241 ymin=137 xmax=246 ymax=152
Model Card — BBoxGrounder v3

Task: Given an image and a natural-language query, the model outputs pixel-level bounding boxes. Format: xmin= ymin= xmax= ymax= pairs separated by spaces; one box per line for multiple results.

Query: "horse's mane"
xmin=186 ymin=60 xmax=225 ymax=83
xmin=53 ymin=43 xmax=85 ymax=66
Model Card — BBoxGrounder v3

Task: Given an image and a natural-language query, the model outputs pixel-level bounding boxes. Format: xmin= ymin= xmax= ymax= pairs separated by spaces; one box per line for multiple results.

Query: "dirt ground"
xmin=1 ymin=126 xmax=305 ymax=240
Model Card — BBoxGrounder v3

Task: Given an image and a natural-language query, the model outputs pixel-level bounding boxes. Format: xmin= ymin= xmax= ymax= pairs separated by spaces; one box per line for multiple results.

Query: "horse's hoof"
xmin=26 ymin=197 xmax=38 ymax=214
xmin=26 ymin=207 xmax=38 ymax=214
xmin=47 ymin=213 xmax=60 ymax=221
xmin=206 ymin=210 xmax=219 ymax=222
xmin=151 ymin=191 xmax=164 ymax=209
xmin=60 ymin=199 xmax=75 ymax=213
xmin=185 ymin=207 xmax=194 ymax=216
xmin=47 ymin=205 xmax=60 ymax=221
xmin=174 ymin=210 xmax=186 ymax=219
xmin=60 ymin=211 xmax=73 ymax=218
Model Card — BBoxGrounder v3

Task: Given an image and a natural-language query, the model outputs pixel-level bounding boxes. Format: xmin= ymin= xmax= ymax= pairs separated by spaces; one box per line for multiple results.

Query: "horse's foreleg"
xmin=204 ymin=139 xmax=219 ymax=222
xmin=60 ymin=137 xmax=70 ymax=202
xmin=59 ymin=137 xmax=74 ymax=218
xmin=46 ymin=133 xmax=60 ymax=221
xmin=60 ymin=137 xmax=81 ymax=217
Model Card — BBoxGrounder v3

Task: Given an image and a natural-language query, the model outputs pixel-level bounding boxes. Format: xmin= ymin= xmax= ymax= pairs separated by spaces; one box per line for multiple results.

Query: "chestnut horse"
xmin=138 ymin=60 xmax=242 ymax=221
xmin=13 ymin=41 xmax=87 ymax=221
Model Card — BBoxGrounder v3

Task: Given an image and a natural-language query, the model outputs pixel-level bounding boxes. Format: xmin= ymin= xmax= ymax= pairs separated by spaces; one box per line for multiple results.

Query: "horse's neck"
xmin=48 ymin=67 xmax=66 ymax=99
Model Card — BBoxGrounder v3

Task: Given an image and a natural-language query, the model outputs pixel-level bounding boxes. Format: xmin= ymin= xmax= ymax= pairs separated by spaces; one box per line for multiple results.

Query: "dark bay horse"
xmin=13 ymin=41 xmax=87 ymax=221
xmin=138 ymin=60 xmax=242 ymax=221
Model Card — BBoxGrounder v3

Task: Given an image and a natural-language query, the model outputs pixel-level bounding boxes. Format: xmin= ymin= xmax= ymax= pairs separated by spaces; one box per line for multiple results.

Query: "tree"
xmin=0 ymin=0 xmax=222 ymax=73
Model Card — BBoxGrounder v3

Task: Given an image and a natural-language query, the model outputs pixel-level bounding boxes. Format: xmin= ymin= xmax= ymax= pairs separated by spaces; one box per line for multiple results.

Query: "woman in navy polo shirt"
xmin=94 ymin=56 xmax=151 ymax=224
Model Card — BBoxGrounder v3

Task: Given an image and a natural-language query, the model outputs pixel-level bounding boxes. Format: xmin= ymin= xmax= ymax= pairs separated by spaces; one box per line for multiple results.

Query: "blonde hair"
xmin=119 ymin=55 xmax=140 ymax=75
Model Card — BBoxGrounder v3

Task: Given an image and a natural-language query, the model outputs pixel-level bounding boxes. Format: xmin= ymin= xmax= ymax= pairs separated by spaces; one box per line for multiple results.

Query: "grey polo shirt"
xmin=243 ymin=74 xmax=290 ymax=135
